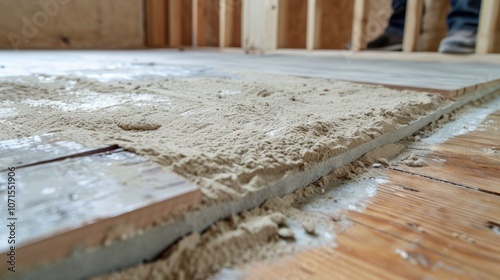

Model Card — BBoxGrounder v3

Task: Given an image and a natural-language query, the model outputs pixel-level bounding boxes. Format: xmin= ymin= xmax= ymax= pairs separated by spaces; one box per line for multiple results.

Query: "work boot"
xmin=438 ymin=30 xmax=477 ymax=54
xmin=366 ymin=32 xmax=403 ymax=51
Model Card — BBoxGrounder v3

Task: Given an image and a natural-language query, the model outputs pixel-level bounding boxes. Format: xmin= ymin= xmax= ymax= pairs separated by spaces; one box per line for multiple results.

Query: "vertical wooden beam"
xmin=219 ymin=0 xmax=227 ymax=47
xmin=192 ymin=0 xmax=207 ymax=47
xmin=169 ymin=0 xmax=182 ymax=47
xmin=219 ymin=0 xmax=236 ymax=47
xmin=421 ymin=0 xmax=449 ymax=52
xmin=193 ymin=0 xmax=198 ymax=47
xmin=242 ymin=0 xmax=279 ymax=52
xmin=476 ymin=0 xmax=500 ymax=54
xmin=277 ymin=0 xmax=288 ymax=48
xmin=306 ymin=0 xmax=317 ymax=50
xmin=146 ymin=0 xmax=168 ymax=47
xmin=181 ymin=0 xmax=194 ymax=46
xmin=403 ymin=0 xmax=424 ymax=52
xmin=351 ymin=0 xmax=368 ymax=51
xmin=232 ymin=0 xmax=242 ymax=47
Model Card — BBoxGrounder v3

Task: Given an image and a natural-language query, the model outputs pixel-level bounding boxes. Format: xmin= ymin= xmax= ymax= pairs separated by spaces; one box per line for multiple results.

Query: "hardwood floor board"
xmin=243 ymin=221 xmax=490 ymax=280
xmin=0 ymin=140 xmax=201 ymax=272
xmin=397 ymin=110 xmax=500 ymax=194
xmin=238 ymin=101 xmax=500 ymax=280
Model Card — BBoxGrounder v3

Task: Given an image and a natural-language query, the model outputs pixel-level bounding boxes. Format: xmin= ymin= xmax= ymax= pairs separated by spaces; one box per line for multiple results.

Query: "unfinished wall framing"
xmin=144 ymin=0 xmax=499 ymax=54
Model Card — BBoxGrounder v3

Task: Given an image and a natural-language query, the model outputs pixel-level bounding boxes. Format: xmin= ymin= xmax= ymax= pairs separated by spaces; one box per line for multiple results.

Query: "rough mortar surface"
xmin=0 ymin=73 xmax=445 ymax=205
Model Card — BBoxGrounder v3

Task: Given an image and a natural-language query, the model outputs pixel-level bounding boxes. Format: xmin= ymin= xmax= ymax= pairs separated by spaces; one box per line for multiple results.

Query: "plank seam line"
xmin=0 ymin=145 xmax=122 ymax=172
xmin=346 ymin=215 xmax=498 ymax=277
xmin=389 ymin=167 xmax=500 ymax=197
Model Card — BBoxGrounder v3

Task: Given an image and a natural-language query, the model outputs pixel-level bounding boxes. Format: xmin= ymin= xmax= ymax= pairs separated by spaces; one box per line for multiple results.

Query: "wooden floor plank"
xmin=347 ymin=174 xmax=500 ymax=274
xmin=243 ymin=221 xmax=489 ymax=280
xmin=0 ymin=134 xmax=97 ymax=170
xmin=396 ymin=111 xmax=500 ymax=194
xmin=239 ymin=103 xmax=500 ymax=280
xmin=0 ymin=139 xmax=201 ymax=273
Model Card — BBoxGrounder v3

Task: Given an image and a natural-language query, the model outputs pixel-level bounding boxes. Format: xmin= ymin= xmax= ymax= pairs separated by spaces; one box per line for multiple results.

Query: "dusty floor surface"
xmin=0 ymin=70 xmax=450 ymax=279
xmin=0 ymin=73 xmax=445 ymax=205
xmin=94 ymin=143 xmax=406 ymax=280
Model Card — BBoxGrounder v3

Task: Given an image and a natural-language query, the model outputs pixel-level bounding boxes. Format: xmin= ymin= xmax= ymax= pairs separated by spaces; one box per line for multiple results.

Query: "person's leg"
xmin=367 ymin=0 xmax=407 ymax=50
xmin=447 ymin=0 xmax=481 ymax=33
xmin=386 ymin=0 xmax=407 ymax=36
xmin=439 ymin=0 xmax=481 ymax=53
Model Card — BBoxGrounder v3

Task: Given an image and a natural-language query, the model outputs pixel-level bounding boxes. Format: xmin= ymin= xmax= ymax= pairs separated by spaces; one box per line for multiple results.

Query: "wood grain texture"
xmin=193 ymin=0 xmax=202 ymax=47
xmin=403 ymin=0 xmax=424 ymax=52
xmin=0 ymin=134 xmax=91 ymax=170
xmin=0 ymin=138 xmax=201 ymax=272
xmin=219 ymin=0 xmax=239 ymax=48
xmin=219 ymin=0 xmax=242 ymax=48
xmin=420 ymin=0 xmax=449 ymax=52
xmin=0 ymin=0 xmax=144 ymax=49
xmin=396 ymin=111 xmax=500 ymax=195
xmin=239 ymin=103 xmax=500 ymax=280
xmin=306 ymin=0 xmax=318 ymax=50
xmin=476 ymin=0 xmax=500 ymax=54
xmin=146 ymin=0 xmax=169 ymax=47
xmin=277 ymin=0 xmax=307 ymax=49
xmin=167 ymin=0 xmax=193 ymax=47
xmin=316 ymin=0 xmax=354 ymax=50
xmin=182 ymin=0 xmax=194 ymax=46
xmin=242 ymin=0 xmax=279 ymax=51
xmin=168 ymin=0 xmax=182 ymax=47
xmin=351 ymin=0 xmax=369 ymax=51
xmin=204 ymin=0 xmax=220 ymax=46
xmin=220 ymin=0 xmax=242 ymax=47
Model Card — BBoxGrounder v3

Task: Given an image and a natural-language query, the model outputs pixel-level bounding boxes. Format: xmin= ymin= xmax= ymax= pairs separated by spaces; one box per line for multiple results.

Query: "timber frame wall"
xmin=146 ymin=0 xmax=500 ymax=54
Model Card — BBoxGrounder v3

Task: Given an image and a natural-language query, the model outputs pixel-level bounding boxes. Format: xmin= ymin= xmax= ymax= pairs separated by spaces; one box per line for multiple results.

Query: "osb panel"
xmin=0 ymin=0 xmax=144 ymax=49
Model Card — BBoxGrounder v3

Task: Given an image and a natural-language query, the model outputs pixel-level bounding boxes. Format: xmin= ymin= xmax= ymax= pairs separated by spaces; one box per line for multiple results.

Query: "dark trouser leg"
xmin=386 ymin=0 xmax=407 ymax=36
xmin=447 ymin=0 xmax=481 ymax=33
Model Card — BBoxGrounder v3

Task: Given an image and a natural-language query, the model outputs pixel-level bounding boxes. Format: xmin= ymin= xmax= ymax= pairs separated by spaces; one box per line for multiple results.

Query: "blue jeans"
xmin=386 ymin=0 xmax=481 ymax=37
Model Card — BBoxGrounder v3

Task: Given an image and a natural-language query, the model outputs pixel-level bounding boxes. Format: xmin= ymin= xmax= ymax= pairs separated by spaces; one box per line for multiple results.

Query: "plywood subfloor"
xmin=238 ymin=102 xmax=500 ymax=279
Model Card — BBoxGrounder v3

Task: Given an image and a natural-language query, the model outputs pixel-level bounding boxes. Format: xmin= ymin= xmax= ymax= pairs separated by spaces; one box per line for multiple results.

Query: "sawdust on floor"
xmin=0 ymin=73 xmax=446 ymax=205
